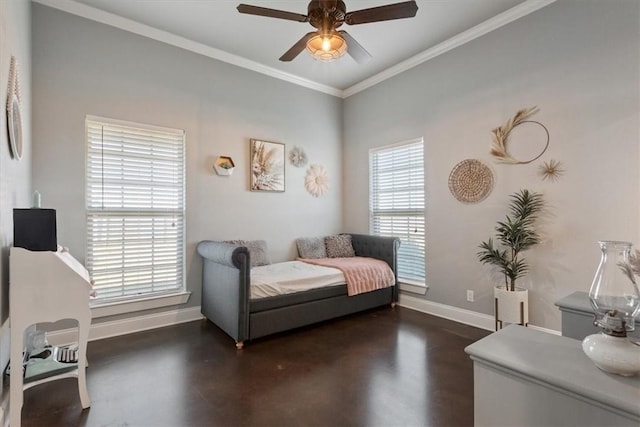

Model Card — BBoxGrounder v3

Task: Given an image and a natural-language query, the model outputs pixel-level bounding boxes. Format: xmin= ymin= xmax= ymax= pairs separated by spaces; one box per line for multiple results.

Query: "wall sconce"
xmin=213 ymin=156 xmax=235 ymax=176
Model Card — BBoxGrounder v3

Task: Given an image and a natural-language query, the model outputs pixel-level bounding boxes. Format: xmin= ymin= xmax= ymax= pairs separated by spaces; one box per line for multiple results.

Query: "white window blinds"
xmin=86 ymin=116 xmax=185 ymax=302
xmin=369 ymin=138 xmax=425 ymax=284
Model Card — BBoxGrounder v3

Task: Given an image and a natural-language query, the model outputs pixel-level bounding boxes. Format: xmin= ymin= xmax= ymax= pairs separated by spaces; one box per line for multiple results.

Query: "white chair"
xmin=9 ymin=247 xmax=92 ymax=427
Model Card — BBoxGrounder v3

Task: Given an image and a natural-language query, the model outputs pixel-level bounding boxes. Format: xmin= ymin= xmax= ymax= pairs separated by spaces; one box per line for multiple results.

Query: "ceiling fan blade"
xmin=339 ymin=31 xmax=371 ymax=64
xmin=280 ymin=32 xmax=317 ymax=62
xmin=345 ymin=1 xmax=418 ymax=25
xmin=237 ymin=4 xmax=308 ymax=22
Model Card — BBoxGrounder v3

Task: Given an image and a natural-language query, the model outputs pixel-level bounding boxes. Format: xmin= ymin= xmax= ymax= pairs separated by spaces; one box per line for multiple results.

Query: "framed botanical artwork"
xmin=250 ymin=139 xmax=285 ymax=192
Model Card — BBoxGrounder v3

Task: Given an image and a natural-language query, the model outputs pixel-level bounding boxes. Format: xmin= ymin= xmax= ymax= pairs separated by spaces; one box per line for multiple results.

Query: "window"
xmin=369 ymin=138 xmax=425 ymax=285
xmin=86 ymin=116 xmax=185 ymax=303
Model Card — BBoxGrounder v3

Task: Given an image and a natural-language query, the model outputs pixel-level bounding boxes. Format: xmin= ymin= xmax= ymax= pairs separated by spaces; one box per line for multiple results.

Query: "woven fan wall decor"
xmin=448 ymin=159 xmax=494 ymax=203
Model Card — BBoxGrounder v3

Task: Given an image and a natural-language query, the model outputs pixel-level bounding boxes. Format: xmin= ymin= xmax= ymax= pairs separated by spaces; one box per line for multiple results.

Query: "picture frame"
xmin=250 ymin=139 xmax=285 ymax=192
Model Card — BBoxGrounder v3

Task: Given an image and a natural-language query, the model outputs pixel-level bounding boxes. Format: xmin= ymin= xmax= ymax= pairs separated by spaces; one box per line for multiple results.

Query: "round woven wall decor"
xmin=448 ymin=159 xmax=494 ymax=203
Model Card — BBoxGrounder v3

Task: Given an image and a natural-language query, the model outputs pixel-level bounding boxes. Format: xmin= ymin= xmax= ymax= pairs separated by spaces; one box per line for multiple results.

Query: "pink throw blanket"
xmin=299 ymin=257 xmax=395 ymax=296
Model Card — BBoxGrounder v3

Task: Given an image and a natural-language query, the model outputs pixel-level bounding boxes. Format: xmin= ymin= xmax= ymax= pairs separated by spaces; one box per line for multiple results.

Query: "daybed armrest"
xmin=197 ymin=240 xmax=250 ymax=269
xmin=349 ymin=234 xmax=400 ymax=271
xmin=349 ymin=233 xmax=400 ymax=302
xmin=196 ymin=241 xmax=250 ymax=345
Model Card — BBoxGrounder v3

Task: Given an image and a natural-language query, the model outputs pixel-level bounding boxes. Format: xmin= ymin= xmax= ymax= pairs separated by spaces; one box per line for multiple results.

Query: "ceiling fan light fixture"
xmin=238 ymin=1 xmax=418 ymax=63
xmin=305 ymin=32 xmax=347 ymax=62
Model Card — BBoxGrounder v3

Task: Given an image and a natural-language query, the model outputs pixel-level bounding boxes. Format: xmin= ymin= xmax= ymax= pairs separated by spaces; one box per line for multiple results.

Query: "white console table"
xmin=9 ymin=247 xmax=93 ymax=427
xmin=465 ymin=325 xmax=640 ymax=426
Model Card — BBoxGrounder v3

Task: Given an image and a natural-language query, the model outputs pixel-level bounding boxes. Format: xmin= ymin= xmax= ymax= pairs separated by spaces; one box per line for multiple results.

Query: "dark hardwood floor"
xmin=18 ymin=307 xmax=489 ymax=427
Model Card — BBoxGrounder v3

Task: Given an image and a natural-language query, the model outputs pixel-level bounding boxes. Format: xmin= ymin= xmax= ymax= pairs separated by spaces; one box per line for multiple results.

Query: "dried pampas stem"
xmin=490 ymin=106 xmax=549 ymax=165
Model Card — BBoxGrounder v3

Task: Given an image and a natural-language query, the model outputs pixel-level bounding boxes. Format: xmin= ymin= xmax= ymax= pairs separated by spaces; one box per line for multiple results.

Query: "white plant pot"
xmin=213 ymin=156 xmax=235 ymax=176
xmin=494 ymin=286 xmax=529 ymax=330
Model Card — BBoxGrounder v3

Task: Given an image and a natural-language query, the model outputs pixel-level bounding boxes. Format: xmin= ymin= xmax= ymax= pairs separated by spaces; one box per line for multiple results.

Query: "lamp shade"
xmin=589 ymin=241 xmax=640 ymax=332
xmin=306 ymin=32 xmax=347 ymax=62
xmin=582 ymin=240 xmax=640 ymax=376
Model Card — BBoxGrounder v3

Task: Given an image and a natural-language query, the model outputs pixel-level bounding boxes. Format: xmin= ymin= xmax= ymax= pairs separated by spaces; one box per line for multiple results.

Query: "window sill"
xmin=399 ymin=282 xmax=428 ymax=295
xmin=90 ymin=291 xmax=191 ymax=319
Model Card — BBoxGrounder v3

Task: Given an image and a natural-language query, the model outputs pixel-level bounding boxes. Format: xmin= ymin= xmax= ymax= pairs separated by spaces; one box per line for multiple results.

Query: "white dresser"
xmin=555 ymin=291 xmax=640 ymax=342
xmin=465 ymin=325 xmax=640 ymax=426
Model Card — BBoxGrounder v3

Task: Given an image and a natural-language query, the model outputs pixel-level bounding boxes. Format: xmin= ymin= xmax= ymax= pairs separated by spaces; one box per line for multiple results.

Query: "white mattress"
xmin=250 ymin=260 xmax=345 ymax=299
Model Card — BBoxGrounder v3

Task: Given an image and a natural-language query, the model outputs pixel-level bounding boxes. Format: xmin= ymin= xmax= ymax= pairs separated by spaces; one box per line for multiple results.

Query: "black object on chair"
xmin=13 ymin=208 xmax=57 ymax=251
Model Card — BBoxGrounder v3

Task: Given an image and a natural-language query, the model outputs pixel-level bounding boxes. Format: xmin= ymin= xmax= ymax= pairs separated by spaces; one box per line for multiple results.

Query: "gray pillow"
xmin=296 ymin=237 xmax=327 ymax=259
xmin=225 ymin=239 xmax=270 ymax=267
xmin=324 ymin=235 xmax=355 ymax=258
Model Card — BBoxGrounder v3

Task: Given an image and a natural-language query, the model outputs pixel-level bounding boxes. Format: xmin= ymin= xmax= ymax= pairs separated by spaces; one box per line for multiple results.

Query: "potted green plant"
xmin=477 ymin=189 xmax=544 ymax=329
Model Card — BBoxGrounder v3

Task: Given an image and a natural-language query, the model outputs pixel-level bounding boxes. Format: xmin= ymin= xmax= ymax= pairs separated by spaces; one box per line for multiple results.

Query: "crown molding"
xmin=34 ymin=0 xmax=557 ymax=99
xmin=32 ymin=0 xmax=344 ymax=98
xmin=342 ymin=0 xmax=558 ymax=98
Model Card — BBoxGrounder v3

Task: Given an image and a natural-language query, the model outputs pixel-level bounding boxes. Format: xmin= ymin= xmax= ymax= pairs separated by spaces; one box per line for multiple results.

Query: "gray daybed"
xmin=196 ymin=234 xmax=400 ymax=349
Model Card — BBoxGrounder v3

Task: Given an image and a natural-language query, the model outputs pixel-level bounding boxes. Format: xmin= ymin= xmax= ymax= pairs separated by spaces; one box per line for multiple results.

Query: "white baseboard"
xmin=398 ymin=294 xmax=495 ymax=331
xmin=398 ymin=294 xmax=560 ymax=335
xmin=46 ymin=306 xmax=204 ymax=346
xmin=46 ymin=295 xmax=560 ymax=347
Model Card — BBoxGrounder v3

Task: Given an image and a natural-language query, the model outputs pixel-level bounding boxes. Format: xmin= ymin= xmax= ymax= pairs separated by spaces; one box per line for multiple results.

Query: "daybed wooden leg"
xmin=235 ymin=341 xmax=244 ymax=350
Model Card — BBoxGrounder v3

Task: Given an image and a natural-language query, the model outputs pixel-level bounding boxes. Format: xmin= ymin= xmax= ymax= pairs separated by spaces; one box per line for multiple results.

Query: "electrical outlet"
xmin=466 ymin=290 xmax=474 ymax=302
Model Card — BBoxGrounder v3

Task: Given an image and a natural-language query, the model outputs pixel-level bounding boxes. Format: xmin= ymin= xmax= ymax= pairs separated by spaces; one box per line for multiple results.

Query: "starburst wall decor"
xmin=538 ymin=159 xmax=565 ymax=182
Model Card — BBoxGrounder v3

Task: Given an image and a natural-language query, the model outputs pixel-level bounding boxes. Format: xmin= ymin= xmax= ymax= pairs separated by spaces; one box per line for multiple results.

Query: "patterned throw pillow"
xmin=224 ymin=240 xmax=271 ymax=267
xmin=324 ymin=235 xmax=355 ymax=258
xmin=296 ymin=237 xmax=327 ymax=259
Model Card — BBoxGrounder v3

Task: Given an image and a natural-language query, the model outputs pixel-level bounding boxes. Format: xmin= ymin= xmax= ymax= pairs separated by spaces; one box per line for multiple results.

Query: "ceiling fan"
xmin=237 ymin=0 xmax=419 ymax=63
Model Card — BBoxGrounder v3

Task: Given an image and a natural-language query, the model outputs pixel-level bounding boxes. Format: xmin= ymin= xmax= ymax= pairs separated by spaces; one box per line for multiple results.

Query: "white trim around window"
xmin=369 ymin=137 xmax=426 ymax=289
xmin=85 ymin=115 xmax=186 ymax=308
xmin=91 ymin=291 xmax=191 ymax=319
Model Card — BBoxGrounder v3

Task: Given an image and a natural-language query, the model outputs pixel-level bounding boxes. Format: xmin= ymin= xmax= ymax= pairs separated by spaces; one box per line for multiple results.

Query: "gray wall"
xmin=31 ymin=4 xmax=343 ymax=321
xmin=0 ymin=0 xmax=32 ymax=406
xmin=343 ymin=0 xmax=640 ymax=331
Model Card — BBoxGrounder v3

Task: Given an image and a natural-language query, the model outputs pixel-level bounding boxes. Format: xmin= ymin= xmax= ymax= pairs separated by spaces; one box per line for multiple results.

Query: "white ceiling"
xmin=36 ymin=0 xmax=554 ymax=96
